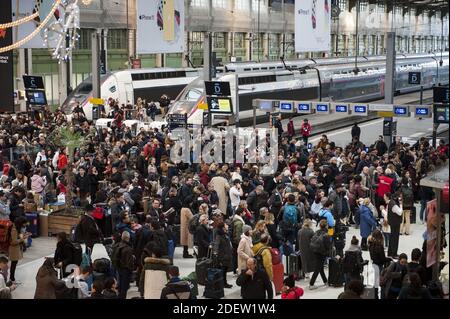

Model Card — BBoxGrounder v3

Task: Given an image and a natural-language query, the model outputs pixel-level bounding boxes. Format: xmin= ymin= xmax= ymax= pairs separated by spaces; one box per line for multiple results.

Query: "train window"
xmin=277 ymin=66 xmax=283 ymax=69
xmin=269 ymin=67 xmax=275 ymax=70
xmin=261 ymin=67 xmax=268 ymax=70
xmin=244 ymin=68 xmax=251 ymax=71
xmin=252 ymin=68 xmax=259 ymax=71
xmin=185 ymin=90 xmax=201 ymax=101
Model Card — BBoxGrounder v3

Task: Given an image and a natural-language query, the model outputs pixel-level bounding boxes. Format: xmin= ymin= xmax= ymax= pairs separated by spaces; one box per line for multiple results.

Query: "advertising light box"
xmin=296 ymin=101 xmax=312 ymax=114
xmin=279 ymin=101 xmax=294 ymax=113
xmin=393 ymin=105 xmax=410 ymax=117
xmin=332 ymin=103 xmax=349 ymax=114
xmin=313 ymin=102 xmax=330 ymax=114
xmin=352 ymin=103 xmax=369 ymax=116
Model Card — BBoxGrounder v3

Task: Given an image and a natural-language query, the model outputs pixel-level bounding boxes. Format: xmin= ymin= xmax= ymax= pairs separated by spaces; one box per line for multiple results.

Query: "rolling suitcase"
xmin=203 ymin=268 xmax=224 ymax=299
xmin=328 ymin=257 xmax=345 ymax=287
xmin=25 ymin=212 xmax=39 ymax=238
xmin=196 ymin=248 xmax=213 ymax=286
xmin=272 ymin=262 xmax=284 ymax=294
xmin=287 ymin=251 xmax=301 ymax=278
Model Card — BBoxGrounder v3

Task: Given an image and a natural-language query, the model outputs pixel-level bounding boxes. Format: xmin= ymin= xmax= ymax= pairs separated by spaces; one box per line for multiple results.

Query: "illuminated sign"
xmin=314 ymin=102 xmax=330 ymax=113
xmin=393 ymin=105 xmax=409 ymax=117
xmin=279 ymin=101 xmax=294 ymax=113
xmin=296 ymin=101 xmax=312 ymax=114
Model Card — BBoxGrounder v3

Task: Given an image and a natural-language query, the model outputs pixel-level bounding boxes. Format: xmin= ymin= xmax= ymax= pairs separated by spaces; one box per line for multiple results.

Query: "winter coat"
xmin=31 ymin=174 xmax=46 ymax=193
xmin=54 ymin=240 xmax=75 ymax=273
xmin=369 ymin=240 xmax=390 ymax=267
xmin=180 ymin=207 xmax=194 ymax=248
xmin=359 ymin=205 xmax=377 ymax=238
xmin=161 ymin=278 xmax=193 ymax=299
xmin=140 ymin=257 xmax=171 ymax=299
xmin=75 ymin=174 xmax=91 ymax=195
xmin=232 ymin=214 xmax=244 ymax=245
xmin=252 ymin=242 xmax=273 ymax=281
xmin=237 ymin=234 xmax=253 ymax=272
xmin=236 ymin=268 xmax=273 ymax=299
xmin=34 ymin=261 xmax=59 ymax=299
xmin=281 ymin=287 xmax=304 ymax=299
xmin=213 ymin=229 xmax=233 ymax=270
xmin=195 ymin=224 xmax=211 ymax=259
xmin=382 ymin=261 xmax=407 ymax=295
xmin=210 ymin=176 xmax=230 ymax=215
xmin=298 ymin=227 xmax=315 ymax=273
xmin=376 ymin=175 xmax=393 ymax=198
xmin=77 ymin=214 xmax=102 ymax=247
xmin=8 ymin=225 xmax=24 ymax=261
xmin=115 ymin=241 xmax=135 ymax=272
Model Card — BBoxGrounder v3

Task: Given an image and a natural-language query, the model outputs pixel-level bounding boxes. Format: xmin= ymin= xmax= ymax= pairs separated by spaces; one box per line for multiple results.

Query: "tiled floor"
xmin=10 ymin=210 xmax=449 ymax=299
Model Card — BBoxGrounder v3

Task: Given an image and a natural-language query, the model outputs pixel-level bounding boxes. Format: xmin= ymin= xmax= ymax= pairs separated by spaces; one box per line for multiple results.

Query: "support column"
xmin=384 ymin=32 xmax=396 ymax=148
xmin=18 ymin=49 xmax=27 ymax=112
xmin=91 ymin=31 xmax=101 ymax=99
xmin=156 ymin=54 xmax=164 ymax=67
xmin=263 ymin=33 xmax=269 ymax=60
xmin=228 ymin=32 xmax=233 ymax=61
xmin=246 ymin=33 xmax=252 ymax=61
xmin=58 ymin=59 xmax=68 ymax=106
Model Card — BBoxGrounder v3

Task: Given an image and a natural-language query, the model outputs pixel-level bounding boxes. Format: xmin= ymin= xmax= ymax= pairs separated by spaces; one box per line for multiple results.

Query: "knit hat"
xmin=243 ymin=225 xmax=252 ymax=235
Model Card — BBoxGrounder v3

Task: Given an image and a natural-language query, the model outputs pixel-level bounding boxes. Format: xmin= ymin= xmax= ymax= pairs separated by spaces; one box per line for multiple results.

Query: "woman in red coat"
xmin=281 ymin=275 xmax=304 ymax=299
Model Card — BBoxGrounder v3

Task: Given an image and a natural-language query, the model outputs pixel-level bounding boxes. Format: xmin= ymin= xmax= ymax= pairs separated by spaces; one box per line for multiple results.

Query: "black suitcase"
xmin=287 ymin=251 xmax=302 ymax=278
xmin=328 ymin=257 xmax=345 ymax=287
xmin=203 ymin=268 xmax=224 ymax=299
xmin=195 ymin=248 xmax=213 ymax=286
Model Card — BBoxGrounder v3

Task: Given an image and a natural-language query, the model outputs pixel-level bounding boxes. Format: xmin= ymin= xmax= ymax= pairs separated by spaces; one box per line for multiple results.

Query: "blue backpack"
xmin=283 ymin=204 xmax=298 ymax=226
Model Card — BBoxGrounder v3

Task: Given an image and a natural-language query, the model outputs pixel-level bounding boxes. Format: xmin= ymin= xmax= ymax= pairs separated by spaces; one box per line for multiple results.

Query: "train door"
xmin=124 ymin=83 xmax=134 ymax=104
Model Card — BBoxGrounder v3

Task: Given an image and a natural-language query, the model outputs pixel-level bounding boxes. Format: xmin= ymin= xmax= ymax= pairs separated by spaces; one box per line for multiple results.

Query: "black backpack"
xmin=188 ymin=214 xmax=200 ymax=235
xmin=71 ymin=242 xmax=83 ymax=266
xmin=343 ymin=251 xmax=361 ymax=274
xmin=310 ymin=231 xmax=328 ymax=255
xmin=255 ymin=247 xmax=269 ymax=274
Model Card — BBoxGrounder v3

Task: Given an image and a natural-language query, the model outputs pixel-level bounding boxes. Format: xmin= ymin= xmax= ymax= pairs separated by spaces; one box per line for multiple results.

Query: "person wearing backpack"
xmin=54 ymin=232 xmax=78 ymax=278
xmin=309 ymin=220 xmax=331 ymax=290
xmin=342 ymin=236 xmax=365 ymax=287
xmin=112 ymin=231 xmax=136 ymax=299
xmin=231 ymin=208 xmax=245 ymax=274
xmin=368 ymin=229 xmax=391 ymax=299
xmin=381 ymin=253 xmax=408 ymax=299
xmin=252 ymin=234 xmax=273 ymax=281
xmin=318 ymin=200 xmax=335 ymax=237
xmin=279 ymin=194 xmax=301 ymax=245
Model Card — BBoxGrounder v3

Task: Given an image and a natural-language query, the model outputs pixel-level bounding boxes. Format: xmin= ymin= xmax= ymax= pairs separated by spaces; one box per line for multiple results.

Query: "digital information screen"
xmin=25 ymin=90 xmax=47 ymax=105
xmin=207 ymin=96 xmax=233 ymax=114
xmin=434 ymin=105 xmax=449 ymax=124
xmin=354 ymin=105 xmax=368 ymax=114
xmin=297 ymin=102 xmax=311 ymax=112
xmin=23 ymin=75 xmax=45 ymax=90
xmin=280 ymin=101 xmax=293 ymax=112
xmin=393 ymin=106 xmax=409 ymax=116
xmin=335 ymin=104 xmax=348 ymax=113
xmin=415 ymin=107 xmax=430 ymax=117
xmin=314 ymin=103 xmax=330 ymax=113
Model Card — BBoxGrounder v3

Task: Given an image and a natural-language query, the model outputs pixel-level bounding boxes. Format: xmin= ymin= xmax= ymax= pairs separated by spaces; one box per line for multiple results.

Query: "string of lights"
xmin=0 ymin=12 xmax=39 ymax=29
xmin=0 ymin=0 xmax=62 ymax=54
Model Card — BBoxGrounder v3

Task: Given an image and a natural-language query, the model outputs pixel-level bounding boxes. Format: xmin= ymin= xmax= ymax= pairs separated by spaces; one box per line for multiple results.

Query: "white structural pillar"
xmin=383 ymin=31 xmax=396 ymax=148
xmin=58 ymin=59 xmax=68 ymax=106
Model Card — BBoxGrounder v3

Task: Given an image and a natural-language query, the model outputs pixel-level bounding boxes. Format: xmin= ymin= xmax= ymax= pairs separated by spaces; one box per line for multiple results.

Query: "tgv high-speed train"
xmin=168 ymin=52 xmax=449 ymax=125
xmin=62 ymin=68 xmax=201 ymax=120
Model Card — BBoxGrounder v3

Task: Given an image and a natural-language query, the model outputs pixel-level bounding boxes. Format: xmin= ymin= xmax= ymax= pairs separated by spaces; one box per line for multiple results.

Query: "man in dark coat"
xmin=351 ymin=123 xmax=361 ymax=141
xmin=54 ymin=232 xmax=76 ymax=277
xmin=236 ymin=258 xmax=273 ymax=299
xmin=374 ymin=135 xmax=388 ymax=156
xmin=75 ymin=167 xmax=91 ymax=200
xmin=113 ymin=231 xmax=135 ymax=299
xmin=75 ymin=205 xmax=103 ymax=254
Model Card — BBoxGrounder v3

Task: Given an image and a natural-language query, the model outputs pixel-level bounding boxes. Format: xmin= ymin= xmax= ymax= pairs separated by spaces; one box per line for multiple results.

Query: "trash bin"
xmin=39 ymin=211 xmax=49 ymax=237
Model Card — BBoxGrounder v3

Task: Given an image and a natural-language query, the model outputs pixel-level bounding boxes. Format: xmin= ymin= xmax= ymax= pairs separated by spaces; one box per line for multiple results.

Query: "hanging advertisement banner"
xmin=0 ymin=0 xmax=14 ymax=112
xmin=11 ymin=0 xmax=59 ymax=48
xmin=136 ymin=0 xmax=185 ymax=54
xmin=295 ymin=0 xmax=331 ymax=52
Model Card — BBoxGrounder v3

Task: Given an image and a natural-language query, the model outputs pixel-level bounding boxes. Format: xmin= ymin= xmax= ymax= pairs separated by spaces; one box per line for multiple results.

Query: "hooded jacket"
xmin=34 ymin=259 xmax=59 ymax=299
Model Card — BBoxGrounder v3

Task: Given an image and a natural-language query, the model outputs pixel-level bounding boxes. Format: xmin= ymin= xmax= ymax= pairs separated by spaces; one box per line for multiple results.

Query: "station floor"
xmin=10 ymin=206 xmax=449 ymax=299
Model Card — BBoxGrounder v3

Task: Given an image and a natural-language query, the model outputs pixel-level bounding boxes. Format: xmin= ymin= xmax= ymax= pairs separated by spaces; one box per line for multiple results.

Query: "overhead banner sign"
xmin=136 ymin=0 xmax=185 ymax=54
xmin=0 ymin=0 xmax=14 ymax=112
xmin=11 ymin=0 xmax=59 ymax=48
xmin=295 ymin=0 xmax=331 ymax=52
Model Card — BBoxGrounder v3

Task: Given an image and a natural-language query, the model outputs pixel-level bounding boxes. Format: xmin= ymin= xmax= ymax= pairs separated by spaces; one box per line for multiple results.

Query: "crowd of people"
xmin=0 ymin=99 xmax=448 ymax=300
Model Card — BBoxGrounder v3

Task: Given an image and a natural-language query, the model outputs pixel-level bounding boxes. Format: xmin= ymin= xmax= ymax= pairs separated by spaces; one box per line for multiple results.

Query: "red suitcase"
xmin=272 ymin=262 xmax=284 ymax=295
